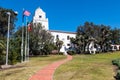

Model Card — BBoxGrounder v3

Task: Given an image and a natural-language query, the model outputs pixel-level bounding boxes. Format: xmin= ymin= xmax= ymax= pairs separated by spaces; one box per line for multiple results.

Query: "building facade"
xmin=33 ymin=7 xmax=76 ymax=54
xmin=33 ymin=7 xmax=49 ymax=30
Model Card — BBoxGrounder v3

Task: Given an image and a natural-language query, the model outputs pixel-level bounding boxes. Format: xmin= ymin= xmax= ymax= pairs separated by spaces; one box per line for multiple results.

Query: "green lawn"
xmin=1 ymin=52 xmax=120 ymax=80
xmin=54 ymin=51 xmax=120 ymax=80
xmin=0 ymin=55 xmax=66 ymax=80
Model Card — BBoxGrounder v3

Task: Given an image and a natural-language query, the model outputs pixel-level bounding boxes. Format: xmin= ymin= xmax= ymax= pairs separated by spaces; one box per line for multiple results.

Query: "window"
xmin=39 ymin=15 xmax=42 ymax=18
xmin=67 ymin=36 xmax=70 ymax=40
xmin=67 ymin=44 xmax=70 ymax=46
xmin=56 ymin=35 xmax=59 ymax=39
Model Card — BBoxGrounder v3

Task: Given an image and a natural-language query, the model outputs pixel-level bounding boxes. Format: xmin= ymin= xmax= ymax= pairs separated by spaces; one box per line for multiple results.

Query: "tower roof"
xmin=35 ymin=7 xmax=45 ymax=14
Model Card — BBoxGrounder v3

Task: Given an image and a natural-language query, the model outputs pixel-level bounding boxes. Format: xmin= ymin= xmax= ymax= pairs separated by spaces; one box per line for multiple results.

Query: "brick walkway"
xmin=28 ymin=55 xmax=72 ymax=80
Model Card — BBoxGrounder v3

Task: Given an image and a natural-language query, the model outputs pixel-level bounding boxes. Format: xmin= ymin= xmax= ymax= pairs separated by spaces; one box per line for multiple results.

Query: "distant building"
xmin=33 ymin=7 xmax=76 ymax=55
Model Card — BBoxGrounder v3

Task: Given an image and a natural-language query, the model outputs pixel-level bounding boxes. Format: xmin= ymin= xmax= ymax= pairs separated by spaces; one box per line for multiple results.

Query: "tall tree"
xmin=29 ymin=23 xmax=54 ymax=55
xmin=111 ymin=28 xmax=120 ymax=44
xmin=73 ymin=22 xmax=116 ymax=54
xmin=75 ymin=26 xmax=86 ymax=53
xmin=56 ymin=37 xmax=63 ymax=53
xmin=99 ymin=25 xmax=112 ymax=52
xmin=0 ymin=7 xmax=17 ymax=38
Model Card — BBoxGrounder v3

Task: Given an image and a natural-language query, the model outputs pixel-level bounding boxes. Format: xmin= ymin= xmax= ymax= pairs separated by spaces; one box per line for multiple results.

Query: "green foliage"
xmin=7 ymin=37 xmax=21 ymax=64
xmin=111 ymin=28 xmax=120 ymax=45
xmin=9 ymin=49 xmax=19 ymax=65
xmin=56 ymin=37 xmax=63 ymax=52
xmin=0 ymin=54 xmax=6 ymax=65
xmin=0 ymin=7 xmax=17 ymax=38
xmin=115 ymin=70 xmax=120 ymax=80
xmin=0 ymin=7 xmax=18 ymax=65
xmin=29 ymin=23 xmax=55 ymax=55
xmin=0 ymin=40 xmax=5 ymax=49
xmin=58 ymin=52 xmax=64 ymax=55
xmin=43 ymin=43 xmax=57 ymax=55
xmin=14 ymin=23 xmax=55 ymax=57
xmin=0 ymin=40 xmax=6 ymax=65
xmin=72 ymin=22 xmax=120 ymax=54
xmin=67 ymin=50 xmax=76 ymax=55
xmin=112 ymin=59 xmax=120 ymax=80
xmin=112 ymin=59 xmax=120 ymax=66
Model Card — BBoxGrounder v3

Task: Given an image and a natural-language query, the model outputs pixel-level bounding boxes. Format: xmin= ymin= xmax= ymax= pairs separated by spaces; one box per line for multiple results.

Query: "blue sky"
xmin=0 ymin=0 xmax=120 ymax=32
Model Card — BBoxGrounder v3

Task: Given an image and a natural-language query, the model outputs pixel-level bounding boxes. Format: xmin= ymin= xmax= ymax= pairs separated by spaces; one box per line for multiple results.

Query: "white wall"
xmin=50 ymin=30 xmax=76 ymax=53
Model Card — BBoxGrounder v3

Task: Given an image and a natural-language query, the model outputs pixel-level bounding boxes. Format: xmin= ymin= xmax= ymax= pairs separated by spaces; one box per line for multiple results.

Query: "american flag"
xmin=23 ymin=10 xmax=30 ymax=16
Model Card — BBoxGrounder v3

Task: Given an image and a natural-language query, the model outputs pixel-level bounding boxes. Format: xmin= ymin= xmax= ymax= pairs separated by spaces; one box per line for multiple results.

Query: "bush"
xmin=67 ymin=50 xmax=76 ymax=55
xmin=51 ymin=50 xmax=58 ymax=55
xmin=9 ymin=49 xmax=19 ymax=65
xmin=112 ymin=59 xmax=120 ymax=66
xmin=42 ymin=43 xmax=57 ymax=55
xmin=0 ymin=55 xmax=6 ymax=65
xmin=115 ymin=70 xmax=120 ymax=80
xmin=58 ymin=52 xmax=64 ymax=55
xmin=112 ymin=59 xmax=120 ymax=80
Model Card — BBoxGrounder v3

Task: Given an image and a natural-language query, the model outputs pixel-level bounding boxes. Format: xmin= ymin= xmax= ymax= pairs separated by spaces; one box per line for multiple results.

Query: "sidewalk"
xmin=28 ymin=55 xmax=72 ymax=80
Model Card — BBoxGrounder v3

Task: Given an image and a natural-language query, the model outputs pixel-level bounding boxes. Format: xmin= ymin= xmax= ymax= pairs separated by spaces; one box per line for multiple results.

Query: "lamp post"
xmin=5 ymin=12 xmax=11 ymax=65
xmin=5 ymin=11 xmax=18 ymax=65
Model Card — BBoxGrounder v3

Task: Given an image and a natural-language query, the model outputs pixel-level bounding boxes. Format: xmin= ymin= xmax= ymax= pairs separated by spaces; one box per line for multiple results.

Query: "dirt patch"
xmin=113 ymin=65 xmax=118 ymax=73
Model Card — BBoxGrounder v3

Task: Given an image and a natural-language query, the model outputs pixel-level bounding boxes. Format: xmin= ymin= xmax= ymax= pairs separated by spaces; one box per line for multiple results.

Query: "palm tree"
xmin=56 ymin=37 xmax=63 ymax=53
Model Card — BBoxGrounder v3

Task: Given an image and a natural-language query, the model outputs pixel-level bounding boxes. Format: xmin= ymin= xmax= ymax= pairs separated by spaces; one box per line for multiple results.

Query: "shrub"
xmin=115 ymin=70 xmax=120 ymax=80
xmin=0 ymin=55 xmax=6 ymax=65
xmin=43 ymin=43 xmax=57 ymax=55
xmin=51 ymin=50 xmax=58 ymax=55
xmin=112 ymin=59 xmax=120 ymax=66
xmin=67 ymin=50 xmax=76 ymax=55
xmin=9 ymin=49 xmax=19 ymax=65
xmin=112 ymin=59 xmax=120 ymax=80
xmin=58 ymin=52 xmax=64 ymax=55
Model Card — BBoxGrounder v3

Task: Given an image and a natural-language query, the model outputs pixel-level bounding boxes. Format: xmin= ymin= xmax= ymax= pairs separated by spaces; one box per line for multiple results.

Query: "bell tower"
xmin=33 ymin=7 xmax=49 ymax=30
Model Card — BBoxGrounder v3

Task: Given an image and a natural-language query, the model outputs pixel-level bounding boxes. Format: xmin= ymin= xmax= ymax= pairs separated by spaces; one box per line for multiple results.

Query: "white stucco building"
xmin=33 ymin=7 xmax=76 ymax=55
xmin=33 ymin=7 xmax=49 ymax=30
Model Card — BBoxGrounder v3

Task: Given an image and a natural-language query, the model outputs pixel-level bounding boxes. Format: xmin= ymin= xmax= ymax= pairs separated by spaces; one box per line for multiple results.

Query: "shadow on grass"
xmin=0 ymin=68 xmax=25 ymax=80
xmin=29 ymin=55 xmax=49 ymax=58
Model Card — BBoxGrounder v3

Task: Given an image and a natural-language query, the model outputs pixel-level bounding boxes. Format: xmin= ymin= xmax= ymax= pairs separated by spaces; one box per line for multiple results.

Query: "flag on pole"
xmin=28 ymin=23 xmax=32 ymax=31
xmin=22 ymin=9 xmax=31 ymax=25
xmin=23 ymin=10 xmax=31 ymax=16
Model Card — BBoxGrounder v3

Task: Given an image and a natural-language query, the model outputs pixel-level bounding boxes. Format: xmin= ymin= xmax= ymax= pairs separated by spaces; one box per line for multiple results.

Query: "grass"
xmin=0 ymin=55 xmax=66 ymax=80
xmin=54 ymin=51 xmax=120 ymax=80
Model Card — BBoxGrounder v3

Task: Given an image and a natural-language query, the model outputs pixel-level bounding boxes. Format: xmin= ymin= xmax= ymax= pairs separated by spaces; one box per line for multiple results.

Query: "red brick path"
xmin=28 ymin=55 xmax=72 ymax=80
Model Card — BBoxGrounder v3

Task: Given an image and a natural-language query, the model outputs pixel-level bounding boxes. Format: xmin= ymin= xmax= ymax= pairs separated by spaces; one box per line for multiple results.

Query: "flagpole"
xmin=21 ymin=21 xmax=24 ymax=62
xmin=27 ymin=26 xmax=30 ymax=61
xmin=23 ymin=10 xmax=30 ymax=62
xmin=24 ymin=17 xmax=28 ymax=62
xmin=21 ymin=8 xmax=24 ymax=63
